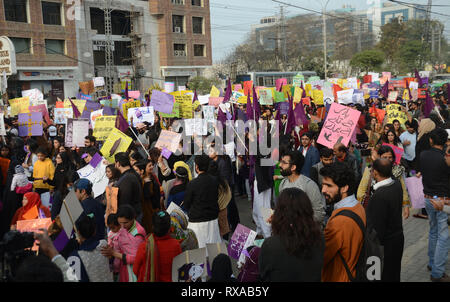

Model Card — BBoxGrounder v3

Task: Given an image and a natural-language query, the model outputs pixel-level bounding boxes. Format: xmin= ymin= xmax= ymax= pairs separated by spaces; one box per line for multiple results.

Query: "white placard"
xmin=198 ymin=94 xmax=210 ymax=105
xmin=368 ymin=72 xmax=379 ymax=82
xmin=184 ymin=119 xmax=207 ymax=136
xmin=54 ymin=108 xmax=73 ymax=124
xmin=409 ymin=82 xmax=418 ymax=90
xmin=337 ymin=89 xmax=355 ymax=105
xmin=90 ymin=109 xmax=103 ymax=129
xmin=127 ymin=106 xmax=155 ymax=127
xmin=59 ymin=190 xmax=84 ymax=238
xmin=22 ymin=88 xmax=43 ymax=103
xmin=77 ymin=160 xmax=109 ymax=198
xmin=93 ymin=77 xmax=105 ymax=87
xmin=164 ymin=82 xmax=174 ymax=93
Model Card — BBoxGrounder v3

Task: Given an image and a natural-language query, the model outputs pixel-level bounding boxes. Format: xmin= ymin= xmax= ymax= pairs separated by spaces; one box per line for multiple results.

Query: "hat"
xmin=48 ymin=126 xmax=57 ymax=137
xmin=173 ymin=161 xmax=192 ymax=181
xmin=15 ymin=165 xmax=25 ymax=174
xmin=74 ymin=178 xmax=92 ymax=191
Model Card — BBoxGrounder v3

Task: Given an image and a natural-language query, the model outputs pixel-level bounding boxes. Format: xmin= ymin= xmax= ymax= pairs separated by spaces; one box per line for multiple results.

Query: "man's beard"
xmin=323 ymin=191 xmax=342 ymax=205
xmin=280 ymin=167 xmax=292 ymax=177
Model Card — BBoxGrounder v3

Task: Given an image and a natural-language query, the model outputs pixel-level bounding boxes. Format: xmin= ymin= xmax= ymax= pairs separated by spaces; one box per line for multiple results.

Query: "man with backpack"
xmin=366 ymin=159 xmax=404 ymax=282
xmin=320 ymin=162 xmax=367 ymax=282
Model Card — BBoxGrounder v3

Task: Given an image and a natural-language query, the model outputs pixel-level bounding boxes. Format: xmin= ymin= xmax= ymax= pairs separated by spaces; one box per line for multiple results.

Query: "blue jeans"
xmin=425 ymin=198 xmax=450 ymax=278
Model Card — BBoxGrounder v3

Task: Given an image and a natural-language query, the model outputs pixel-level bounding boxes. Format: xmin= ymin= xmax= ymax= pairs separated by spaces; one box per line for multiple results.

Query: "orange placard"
xmin=79 ymin=81 xmax=95 ymax=95
xmin=56 ymin=101 xmax=64 ymax=108
xmin=22 ymin=206 xmax=39 ymax=220
xmin=418 ymin=88 xmax=427 ymax=99
xmin=316 ymin=107 xmax=326 ymax=120
xmin=105 ymin=186 xmax=118 ymax=224
xmin=302 ymin=97 xmax=311 ymax=106
xmin=243 ymin=81 xmax=253 ymax=96
xmin=17 ymin=218 xmax=52 ymax=251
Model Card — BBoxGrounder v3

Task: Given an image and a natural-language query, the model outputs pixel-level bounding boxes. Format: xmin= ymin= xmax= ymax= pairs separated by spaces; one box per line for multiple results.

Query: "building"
xmin=76 ymin=0 xmax=159 ymax=95
xmin=0 ymin=0 xmax=79 ymax=102
xmin=150 ymin=0 xmax=212 ymax=87
xmin=252 ymin=16 xmax=280 ymax=51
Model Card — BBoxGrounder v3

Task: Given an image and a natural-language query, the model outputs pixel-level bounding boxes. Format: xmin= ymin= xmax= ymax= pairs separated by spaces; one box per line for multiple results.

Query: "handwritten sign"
xmin=65 ymin=119 xmax=89 ymax=147
xmin=228 ymin=224 xmax=257 ymax=266
xmin=90 ymin=109 xmax=103 ymax=129
xmin=93 ymin=116 xmax=116 ymax=141
xmin=175 ymin=95 xmax=193 ymax=119
xmin=208 ymin=97 xmax=224 ymax=108
xmin=150 ymin=90 xmax=174 ymax=114
xmin=9 ymin=97 xmax=30 ymax=116
xmin=122 ymin=100 xmax=140 ymax=121
xmin=77 ymin=160 xmax=109 ymax=198
xmin=22 ymin=89 xmax=43 ymax=104
xmin=337 ymin=89 xmax=354 ymax=105
xmin=386 ymin=104 xmax=407 ymax=124
xmin=64 ymin=99 xmax=86 ymax=113
xmin=312 ymin=90 xmax=324 ymax=105
xmin=155 ymin=130 xmax=182 ymax=153
xmin=387 ymin=91 xmax=399 ymax=102
xmin=54 ymin=108 xmax=73 ymax=124
xmin=317 ymin=103 xmax=361 ymax=149
xmin=100 ymin=128 xmax=133 ymax=163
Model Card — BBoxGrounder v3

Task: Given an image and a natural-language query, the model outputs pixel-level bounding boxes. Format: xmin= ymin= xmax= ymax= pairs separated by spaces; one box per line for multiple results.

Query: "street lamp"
xmin=318 ymin=0 xmax=331 ymax=80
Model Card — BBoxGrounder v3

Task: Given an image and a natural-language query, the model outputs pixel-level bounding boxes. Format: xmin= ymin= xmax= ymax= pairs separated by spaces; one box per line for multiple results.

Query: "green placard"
xmin=159 ymin=102 xmax=180 ymax=118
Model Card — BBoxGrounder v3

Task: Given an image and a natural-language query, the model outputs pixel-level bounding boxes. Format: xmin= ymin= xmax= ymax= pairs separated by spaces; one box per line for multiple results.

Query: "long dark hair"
xmin=384 ymin=129 xmax=401 ymax=146
xmin=271 ymin=188 xmax=322 ymax=258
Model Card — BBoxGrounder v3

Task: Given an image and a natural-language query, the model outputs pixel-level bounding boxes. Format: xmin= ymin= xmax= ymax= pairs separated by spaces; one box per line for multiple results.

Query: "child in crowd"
xmin=11 ymin=165 xmax=32 ymax=194
xmin=107 ymin=214 xmax=121 ymax=282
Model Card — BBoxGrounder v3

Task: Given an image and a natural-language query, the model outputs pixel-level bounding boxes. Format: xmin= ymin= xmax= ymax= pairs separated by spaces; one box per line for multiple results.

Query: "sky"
xmin=210 ymin=0 xmax=450 ymax=63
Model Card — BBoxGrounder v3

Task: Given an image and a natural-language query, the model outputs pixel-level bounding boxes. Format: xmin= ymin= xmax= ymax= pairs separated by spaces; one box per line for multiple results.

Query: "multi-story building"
xmin=0 ymin=0 xmax=79 ymax=102
xmin=150 ymin=0 xmax=212 ymax=87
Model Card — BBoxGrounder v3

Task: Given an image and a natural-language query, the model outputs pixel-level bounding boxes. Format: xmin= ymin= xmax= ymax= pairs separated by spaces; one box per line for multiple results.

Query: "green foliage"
xmin=187 ymin=76 xmax=221 ymax=95
xmin=350 ymin=50 xmax=385 ymax=73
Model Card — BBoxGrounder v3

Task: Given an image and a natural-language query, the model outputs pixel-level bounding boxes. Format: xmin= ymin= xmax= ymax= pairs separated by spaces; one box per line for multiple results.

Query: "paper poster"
xmin=278 ymin=102 xmax=289 ymax=115
xmin=100 ymin=97 xmax=119 ymax=109
xmin=128 ymin=91 xmax=140 ymax=99
xmin=274 ymin=91 xmax=285 ymax=103
xmin=9 ymin=97 xmax=30 ymax=116
xmin=233 ymin=84 xmax=242 ymax=91
xmin=258 ymin=89 xmax=273 ymax=105
xmin=65 ymin=118 xmax=89 ymax=147
xmin=210 ymin=86 xmax=220 ymax=98
xmin=172 ymin=248 xmax=207 ymax=282
xmin=159 ymin=102 xmax=180 ymax=118
xmin=243 ymin=81 xmax=253 ymax=96
xmin=312 ymin=90 xmax=324 ymax=105
xmin=90 ymin=109 xmax=103 ymax=129
xmin=175 ymin=95 xmax=194 ymax=119
xmin=54 ymin=108 xmax=73 ymax=124
xmin=59 ymin=190 xmax=84 ymax=238
xmin=127 ymin=106 xmax=155 ymax=127
xmin=93 ymin=77 xmax=105 ymax=87
xmin=202 ymin=106 xmax=215 ymax=122
xmin=352 ymin=90 xmax=364 ymax=106
xmin=155 ymin=130 xmax=182 ymax=153
xmin=317 ymin=103 xmax=361 ymax=149
xmin=293 ymin=87 xmax=303 ymax=104
xmin=208 ymin=97 xmax=224 ymax=108
xmin=100 ymin=128 xmax=133 ymax=163
xmin=369 ymin=72 xmax=379 ymax=82
xmin=409 ymin=82 xmax=418 ymax=90
xmin=105 ymin=186 xmax=118 ymax=224
xmin=346 ymin=77 xmax=358 ymax=89
xmin=382 ymin=72 xmax=391 ymax=82
xmin=77 ymin=160 xmax=109 ymax=198
xmin=22 ymin=88 xmax=43 ymax=104
xmin=122 ymin=100 xmax=140 ymax=121
xmin=92 ymin=115 xmax=116 ymax=141
xmin=405 ymin=176 xmax=425 ymax=209
xmin=18 ymin=112 xmax=43 ymax=137
xmin=337 ymin=89 xmax=354 ymax=105
xmin=164 ymin=82 xmax=175 ymax=93
xmin=197 ymin=94 xmax=210 ymax=105
xmin=228 ymin=224 xmax=258 ymax=266
xmin=184 ymin=119 xmax=207 ymax=136
xmin=386 ymin=104 xmax=407 ymax=124
xmin=387 ymin=91 xmax=399 ymax=103
xmin=293 ymin=74 xmax=304 ymax=87
xmin=150 ymin=90 xmax=174 ymax=114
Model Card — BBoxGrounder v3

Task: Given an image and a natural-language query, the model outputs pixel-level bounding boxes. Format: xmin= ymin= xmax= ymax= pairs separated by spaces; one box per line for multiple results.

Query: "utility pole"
xmin=421 ymin=0 xmax=432 ymax=69
xmin=320 ymin=0 xmax=331 ymax=80
xmin=280 ymin=5 xmax=287 ymax=69
xmin=103 ymin=0 xmax=115 ymax=95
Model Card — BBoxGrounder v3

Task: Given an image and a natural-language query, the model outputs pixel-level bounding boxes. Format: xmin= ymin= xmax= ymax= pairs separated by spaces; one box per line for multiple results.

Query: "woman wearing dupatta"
xmin=133 ymin=211 xmax=182 ymax=282
xmin=101 ymin=205 xmax=146 ymax=282
xmin=10 ymin=192 xmax=51 ymax=229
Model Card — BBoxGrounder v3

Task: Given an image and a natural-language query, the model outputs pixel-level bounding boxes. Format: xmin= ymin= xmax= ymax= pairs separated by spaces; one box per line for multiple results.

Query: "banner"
xmin=100 ymin=128 xmax=133 ymax=163
xmin=92 ymin=116 xmax=116 ymax=141
xmin=317 ymin=103 xmax=361 ymax=149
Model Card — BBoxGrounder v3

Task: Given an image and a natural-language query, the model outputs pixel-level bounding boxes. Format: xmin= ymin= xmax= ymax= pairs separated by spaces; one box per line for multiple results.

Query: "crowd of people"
xmin=0 ymin=77 xmax=449 ymax=283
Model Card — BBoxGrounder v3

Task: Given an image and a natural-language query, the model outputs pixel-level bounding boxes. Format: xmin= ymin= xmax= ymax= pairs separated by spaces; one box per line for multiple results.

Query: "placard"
xmin=100 ymin=128 xmax=133 ymax=163
xmin=93 ymin=77 xmax=105 ymax=87
xmin=258 ymin=89 xmax=273 ymax=105
xmin=337 ymin=89 xmax=354 ymax=105
xmin=65 ymin=118 xmax=89 ymax=147
xmin=64 ymin=99 xmax=86 ymax=114
xmin=59 ymin=190 xmax=84 ymax=239
xmin=122 ymin=100 xmax=140 ymax=121
xmin=159 ymin=102 xmax=180 ymax=118
xmin=386 ymin=104 xmax=407 ymax=124
xmin=184 ymin=119 xmax=207 ymax=136
xmin=90 ymin=109 xmax=103 ymax=129
xmin=154 ymin=130 xmax=182 ymax=153
xmin=22 ymin=88 xmax=43 ymax=104
xmin=9 ymin=97 xmax=30 ymax=116
xmin=54 ymin=108 xmax=73 ymax=124
xmin=175 ymin=95 xmax=193 ymax=119
xmin=127 ymin=106 xmax=155 ymax=127
xmin=228 ymin=224 xmax=257 ymax=266
xmin=77 ymin=160 xmax=109 ymax=198
xmin=208 ymin=97 xmax=224 ymax=108
xmin=388 ymin=91 xmax=399 ymax=102
xmin=382 ymin=143 xmax=404 ymax=165
xmin=18 ymin=112 xmax=43 ymax=137
xmin=317 ymin=103 xmax=361 ymax=149
xmin=92 ymin=116 xmax=116 ymax=141
xmin=150 ymin=90 xmax=174 ymax=114
xmin=172 ymin=248 xmax=207 ymax=282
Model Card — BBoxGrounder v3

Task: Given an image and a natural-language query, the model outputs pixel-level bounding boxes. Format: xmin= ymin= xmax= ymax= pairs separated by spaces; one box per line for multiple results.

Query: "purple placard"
xmin=227 ymin=224 xmax=252 ymax=260
xmin=81 ymin=100 xmax=102 ymax=119
xmin=278 ymin=102 xmax=289 ymax=115
xmin=89 ymin=153 xmax=102 ymax=168
xmin=102 ymin=106 xmax=116 ymax=116
xmin=18 ymin=112 xmax=43 ymax=137
xmin=161 ymin=148 xmax=172 ymax=160
xmin=150 ymin=90 xmax=174 ymax=114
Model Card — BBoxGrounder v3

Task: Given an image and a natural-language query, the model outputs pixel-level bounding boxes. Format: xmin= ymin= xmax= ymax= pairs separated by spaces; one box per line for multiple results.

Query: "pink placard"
xmin=382 ymin=143 xmax=404 ymax=165
xmin=317 ymin=103 xmax=361 ymax=149
xmin=405 ymin=176 xmax=425 ymax=209
xmin=128 ymin=91 xmax=141 ymax=99
xmin=208 ymin=97 xmax=224 ymax=108
xmin=233 ymin=84 xmax=242 ymax=91
xmin=276 ymin=78 xmax=288 ymax=91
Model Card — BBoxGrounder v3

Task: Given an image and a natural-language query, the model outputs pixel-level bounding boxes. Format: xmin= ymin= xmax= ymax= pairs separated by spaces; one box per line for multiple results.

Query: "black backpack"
xmin=335 ymin=210 xmax=384 ymax=282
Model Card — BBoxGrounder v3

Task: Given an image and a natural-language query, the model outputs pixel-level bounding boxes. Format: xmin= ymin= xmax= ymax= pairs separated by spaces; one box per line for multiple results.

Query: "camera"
xmin=0 ymin=231 xmax=36 ymax=282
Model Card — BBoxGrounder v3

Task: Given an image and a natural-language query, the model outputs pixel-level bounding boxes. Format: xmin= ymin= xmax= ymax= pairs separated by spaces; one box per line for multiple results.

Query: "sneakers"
xmin=430 ymin=273 xmax=450 ymax=282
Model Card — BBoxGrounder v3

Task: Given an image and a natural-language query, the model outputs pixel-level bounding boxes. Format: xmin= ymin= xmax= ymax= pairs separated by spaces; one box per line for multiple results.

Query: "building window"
xmin=45 ymin=39 xmax=65 ymax=55
xmin=172 ymin=15 xmax=184 ymax=33
xmin=172 ymin=0 xmax=185 ymax=5
xmin=194 ymin=44 xmax=205 ymax=57
xmin=114 ymin=41 xmax=132 ymax=66
xmin=192 ymin=0 xmax=202 ymax=6
xmin=42 ymin=1 xmax=62 ymax=25
xmin=4 ymin=0 xmax=28 ymax=23
xmin=174 ymin=44 xmax=186 ymax=57
xmin=10 ymin=38 xmax=31 ymax=54
xmin=192 ymin=17 xmax=203 ymax=34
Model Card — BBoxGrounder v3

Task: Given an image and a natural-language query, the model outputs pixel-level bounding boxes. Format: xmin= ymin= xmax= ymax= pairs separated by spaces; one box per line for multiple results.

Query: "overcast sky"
xmin=210 ymin=0 xmax=450 ymax=63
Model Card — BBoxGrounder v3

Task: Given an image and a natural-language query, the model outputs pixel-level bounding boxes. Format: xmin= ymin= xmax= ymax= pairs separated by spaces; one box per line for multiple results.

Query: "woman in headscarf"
xmin=164 ymin=161 xmax=191 ymax=211
xmin=10 ymin=192 xmax=51 ymax=229
xmin=208 ymin=254 xmax=237 ymax=282
xmin=169 ymin=208 xmax=198 ymax=252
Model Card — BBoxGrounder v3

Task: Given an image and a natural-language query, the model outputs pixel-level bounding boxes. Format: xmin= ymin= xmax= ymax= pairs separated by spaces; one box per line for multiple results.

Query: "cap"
xmin=74 ymin=178 xmax=92 ymax=191
xmin=48 ymin=126 xmax=57 ymax=137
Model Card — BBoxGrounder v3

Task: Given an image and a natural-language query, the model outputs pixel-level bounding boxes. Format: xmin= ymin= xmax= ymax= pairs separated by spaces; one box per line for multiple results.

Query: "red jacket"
xmin=133 ymin=234 xmax=182 ymax=282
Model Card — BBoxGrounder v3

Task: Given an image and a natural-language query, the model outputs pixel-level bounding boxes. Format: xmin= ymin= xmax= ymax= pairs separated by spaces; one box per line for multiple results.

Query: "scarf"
xmin=143 ymin=234 xmax=160 ymax=282
xmin=19 ymin=192 xmax=43 ymax=221
xmin=417 ymin=118 xmax=436 ymax=141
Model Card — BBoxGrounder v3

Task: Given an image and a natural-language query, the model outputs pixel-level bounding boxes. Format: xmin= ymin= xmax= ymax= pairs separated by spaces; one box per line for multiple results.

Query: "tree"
xmin=187 ymin=76 xmax=221 ymax=95
xmin=350 ymin=50 xmax=385 ymax=73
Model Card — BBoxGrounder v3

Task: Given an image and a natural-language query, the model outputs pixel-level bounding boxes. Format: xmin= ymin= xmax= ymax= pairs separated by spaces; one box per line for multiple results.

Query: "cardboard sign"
xmin=65 ymin=118 xmax=89 ymax=147
xmin=228 ymin=224 xmax=258 ymax=266
xmin=259 ymin=89 xmax=273 ymax=105
xmin=386 ymin=104 xmax=407 ymax=124
xmin=337 ymin=89 xmax=354 ymax=105
xmin=210 ymin=86 xmax=221 ymax=98
xmin=18 ymin=112 xmax=43 ymax=137
xmin=54 ymin=108 xmax=73 ymax=124
xmin=9 ymin=97 xmax=30 ymax=116
xmin=175 ymin=95 xmax=194 ymax=119
xmin=405 ymin=176 xmax=425 ymax=209
xmin=150 ymin=90 xmax=174 ymax=114
xmin=77 ymin=160 xmax=109 ymax=198
xmin=93 ymin=77 xmax=105 ymax=87
xmin=59 ymin=190 xmax=84 ymax=239
xmin=159 ymin=102 xmax=180 ymax=118
xmin=387 ymin=91 xmax=399 ymax=102
xmin=208 ymin=97 xmax=224 ymax=108
xmin=100 ymin=128 xmax=133 ymax=163
xmin=92 ymin=116 xmax=116 ymax=141
xmin=382 ymin=143 xmax=404 ymax=165
xmin=172 ymin=248 xmax=207 ymax=282
xmin=64 ymin=99 xmax=86 ymax=114
xmin=127 ymin=106 xmax=155 ymax=127
xmin=317 ymin=103 xmax=361 ymax=149
xmin=155 ymin=130 xmax=182 ymax=153
xmin=90 ymin=109 xmax=103 ymax=129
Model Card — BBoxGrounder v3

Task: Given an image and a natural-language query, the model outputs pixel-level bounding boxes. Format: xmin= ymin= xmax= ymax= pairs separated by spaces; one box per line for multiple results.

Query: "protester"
xmin=298 ymin=132 xmax=320 ymax=178
xmin=399 ymin=119 xmax=418 ymax=175
xmin=320 ymin=162 xmax=366 ymax=282
xmin=10 ymin=165 xmax=32 ymax=195
xmin=22 ymin=139 xmax=39 ymax=178
xmin=259 ymin=188 xmax=324 ymax=282
xmin=10 ymin=192 xmax=51 ymax=229
xmin=169 ymin=208 xmax=199 ymax=252
xmin=106 ymin=214 xmax=121 ymax=281
xmin=166 ymin=163 xmax=191 ymax=212
xmin=333 ymin=143 xmax=360 ymax=182
xmin=208 ymin=254 xmax=237 ymax=282
xmin=32 ymin=147 xmax=55 ymax=195
xmin=310 ymin=147 xmax=334 ymax=188
xmin=366 ymin=159 xmax=404 ymax=282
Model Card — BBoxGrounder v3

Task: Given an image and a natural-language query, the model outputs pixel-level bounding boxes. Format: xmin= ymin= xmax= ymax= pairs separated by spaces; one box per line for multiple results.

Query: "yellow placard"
xmin=304 ymin=84 xmax=313 ymax=97
xmin=122 ymin=100 xmax=140 ymax=121
xmin=386 ymin=104 xmax=407 ymax=125
xmin=210 ymin=86 xmax=220 ymax=98
xmin=175 ymin=95 xmax=193 ymax=119
xmin=92 ymin=116 xmax=116 ymax=141
xmin=64 ymin=99 xmax=86 ymax=114
xmin=312 ymin=90 xmax=324 ymax=105
xmin=9 ymin=97 xmax=30 ymax=116
xmin=402 ymin=89 xmax=410 ymax=101
xmin=293 ymin=87 xmax=303 ymax=104
xmin=282 ymin=84 xmax=293 ymax=99
xmin=100 ymin=128 xmax=133 ymax=164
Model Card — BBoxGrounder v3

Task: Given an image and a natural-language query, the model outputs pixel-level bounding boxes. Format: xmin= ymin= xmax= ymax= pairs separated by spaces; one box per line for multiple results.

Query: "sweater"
xmin=322 ymin=203 xmax=366 ymax=282
xmin=116 ymin=169 xmax=144 ymax=216
xmin=184 ymin=173 xmax=219 ymax=223
xmin=32 ymin=158 xmax=55 ymax=190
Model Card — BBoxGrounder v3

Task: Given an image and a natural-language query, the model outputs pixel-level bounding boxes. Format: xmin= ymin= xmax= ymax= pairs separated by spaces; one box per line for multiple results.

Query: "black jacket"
xmin=79 ymin=197 xmax=106 ymax=241
xmin=184 ymin=173 xmax=219 ymax=223
xmin=115 ymin=169 xmax=143 ymax=216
